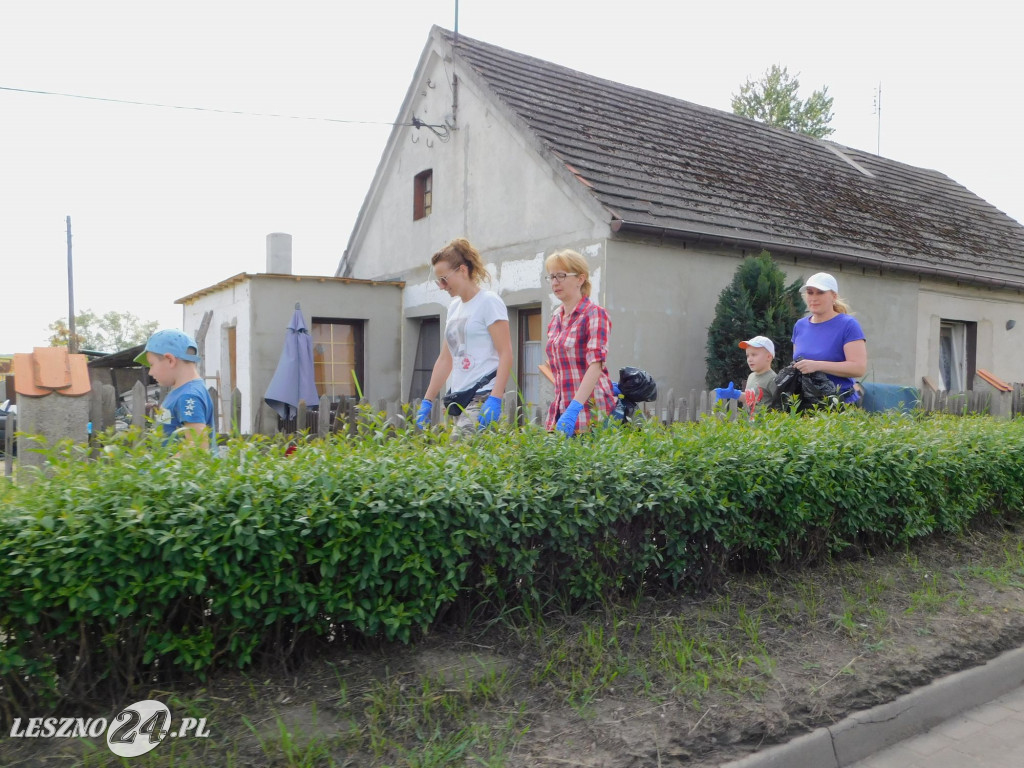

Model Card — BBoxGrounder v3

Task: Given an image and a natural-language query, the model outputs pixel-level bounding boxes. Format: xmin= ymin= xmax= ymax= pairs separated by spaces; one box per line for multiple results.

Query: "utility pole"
xmin=66 ymin=215 xmax=77 ymax=353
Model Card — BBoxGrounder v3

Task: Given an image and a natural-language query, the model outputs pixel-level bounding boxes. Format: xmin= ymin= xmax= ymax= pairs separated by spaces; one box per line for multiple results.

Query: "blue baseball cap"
xmin=134 ymin=329 xmax=201 ymax=366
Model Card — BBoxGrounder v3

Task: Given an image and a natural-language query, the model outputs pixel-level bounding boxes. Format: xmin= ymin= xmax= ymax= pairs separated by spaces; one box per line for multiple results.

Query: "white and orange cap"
xmin=738 ymin=336 xmax=775 ymax=357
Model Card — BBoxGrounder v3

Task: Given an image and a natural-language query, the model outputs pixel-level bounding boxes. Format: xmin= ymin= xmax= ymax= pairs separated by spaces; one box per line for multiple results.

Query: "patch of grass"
xmin=794 ymin=579 xmax=825 ymax=623
xmin=362 ymin=661 xmax=525 ymax=764
xmin=967 ymin=538 xmax=1024 ymax=590
xmin=530 ymin=620 xmax=633 ymax=708
xmin=905 ymin=572 xmax=951 ymax=615
xmin=650 ymin=616 xmax=774 ymax=700
xmin=244 ymin=709 xmax=345 ymax=768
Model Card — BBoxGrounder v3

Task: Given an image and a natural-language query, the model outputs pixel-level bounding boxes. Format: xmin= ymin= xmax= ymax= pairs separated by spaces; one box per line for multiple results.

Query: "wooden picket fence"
xmin=253 ymin=382 xmax=1024 ymax=438
xmin=5 ymin=381 xmax=1024 ymax=477
xmin=254 ymin=387 xmax=750 ymax=438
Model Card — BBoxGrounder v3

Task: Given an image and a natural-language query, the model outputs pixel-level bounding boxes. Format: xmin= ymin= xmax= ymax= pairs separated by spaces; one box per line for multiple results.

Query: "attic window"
xmin=414 ymin=169 xmax=433 ymax=220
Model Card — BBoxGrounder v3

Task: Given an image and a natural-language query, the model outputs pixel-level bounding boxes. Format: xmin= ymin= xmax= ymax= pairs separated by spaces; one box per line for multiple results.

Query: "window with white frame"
xmin=938 ymin=320 xmax=976 ymax=392
xmin=414 ymin=169 xmax=433 ymax=220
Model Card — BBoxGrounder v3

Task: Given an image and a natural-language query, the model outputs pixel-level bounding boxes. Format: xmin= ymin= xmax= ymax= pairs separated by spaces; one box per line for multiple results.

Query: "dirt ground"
xmin=6 ymin=520 xmax=1024 ymax=767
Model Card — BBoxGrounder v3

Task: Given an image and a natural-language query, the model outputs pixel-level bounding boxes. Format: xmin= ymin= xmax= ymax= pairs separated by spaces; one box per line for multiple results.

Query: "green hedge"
xmin=3 ymin=410 xmax=1024 ymax=712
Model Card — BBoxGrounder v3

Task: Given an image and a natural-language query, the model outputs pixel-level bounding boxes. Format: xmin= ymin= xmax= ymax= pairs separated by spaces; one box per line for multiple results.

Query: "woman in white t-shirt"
xmin=415 ymin=238 xmax=513 ymax=435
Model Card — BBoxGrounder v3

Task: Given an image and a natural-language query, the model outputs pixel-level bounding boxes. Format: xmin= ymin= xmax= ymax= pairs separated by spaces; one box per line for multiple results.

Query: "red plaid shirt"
xmin=545 ymin=296 xmax=616 ymax=432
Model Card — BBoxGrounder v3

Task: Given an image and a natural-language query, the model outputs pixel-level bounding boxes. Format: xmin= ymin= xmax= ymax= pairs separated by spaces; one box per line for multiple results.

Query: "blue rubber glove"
xmin=555 ymin=400 xmax=584 ymax=438
xmin=714 ymin=381 xmax=742 ymax=401
xmin=478 ymin=395 xmax=502 ymax=428
xmin=415 ymin=400 xmax=433 ymax=429
xmin=612 ymin=382 xmax=621 ymax=398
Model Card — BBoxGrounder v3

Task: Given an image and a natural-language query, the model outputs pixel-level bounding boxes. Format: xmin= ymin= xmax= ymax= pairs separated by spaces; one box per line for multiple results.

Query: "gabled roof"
xmin=441 ymin=28 xmax=1024 ymax=290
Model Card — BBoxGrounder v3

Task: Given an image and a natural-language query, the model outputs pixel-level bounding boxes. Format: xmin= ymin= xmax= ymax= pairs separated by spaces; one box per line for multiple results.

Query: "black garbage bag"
xmin=772 ymin=364 xmax=801 ymax=407
xmin=612 ymin=366 xmax=658 ymax=422
xmin=618 ymin=367 xmax=658 ymax=402
xmin=801 ymin=370 xmax=840 ymax=405
xmin=770 ymin=361 xmax=840 ymax=412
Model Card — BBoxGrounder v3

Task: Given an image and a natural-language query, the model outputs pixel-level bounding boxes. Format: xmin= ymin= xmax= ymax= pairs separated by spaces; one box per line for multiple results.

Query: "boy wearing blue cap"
xmin=134 ymin=329 xmax=216 ymax=450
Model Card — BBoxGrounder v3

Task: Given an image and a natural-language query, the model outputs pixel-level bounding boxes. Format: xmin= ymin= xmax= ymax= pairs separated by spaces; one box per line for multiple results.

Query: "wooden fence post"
xmin=920 ymin=389 xmax=934 ymax=412
xmin=208 ymin=386 xmax=219 ymax=434
xmin=3 ymin=412 xmax=13 ymax=477
xmin=231 ymin=388 xmax=242 ymax=434
xmin=130 ymin=379 xmax=148 ymax=427
xmin=89 ymin=382 xmax=116 ymax=434
xmin=317 ymin=395 xmax=332 ymax=436
xmin=662 ymin=388 xmax=674 ymax=425
xmin=504 ymin=392 xmax=517 ymax=426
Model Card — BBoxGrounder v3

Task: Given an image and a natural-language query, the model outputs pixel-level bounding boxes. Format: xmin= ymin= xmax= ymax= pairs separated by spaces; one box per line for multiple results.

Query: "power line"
xmin=0 ymin=85 xmax=425 ymax=128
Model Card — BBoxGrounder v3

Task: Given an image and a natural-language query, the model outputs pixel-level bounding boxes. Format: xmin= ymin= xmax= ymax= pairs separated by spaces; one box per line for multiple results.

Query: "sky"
xmin=3 ymin=1 xmax=1021 ymax=355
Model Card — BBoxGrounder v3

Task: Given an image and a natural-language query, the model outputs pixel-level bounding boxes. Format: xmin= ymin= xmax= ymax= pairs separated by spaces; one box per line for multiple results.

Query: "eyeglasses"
xmin=434 ymin=265 xmax=461 ymax=287
xmin=545 ymin=272 xmax=579 ymax=283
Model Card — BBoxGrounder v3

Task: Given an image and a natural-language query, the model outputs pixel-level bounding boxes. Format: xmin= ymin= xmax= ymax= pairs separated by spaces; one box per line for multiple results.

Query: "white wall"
xmin=605 ymin=241 xmax=1024 ymax=399
xmin=604 ymin=240 xmax=746 ymax=397
xmin=181 ymin=275 xmax=404 ymax=433
xmin=915 ymin=287 xmax=1024 ymax=386
xmin=345 ymin=47 xmax=604 ymax=281
xmin=182 ymin=279 xmax=252 ymax=431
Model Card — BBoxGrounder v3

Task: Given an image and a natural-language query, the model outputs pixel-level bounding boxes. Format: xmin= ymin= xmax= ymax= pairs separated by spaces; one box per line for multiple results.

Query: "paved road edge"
xmin=720 ymin=644 xmax=1024 ymax=768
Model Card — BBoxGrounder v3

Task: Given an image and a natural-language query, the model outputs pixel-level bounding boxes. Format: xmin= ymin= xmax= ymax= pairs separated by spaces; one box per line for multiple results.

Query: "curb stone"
xmin=719 ymin=644 xmax=1024 ymax=768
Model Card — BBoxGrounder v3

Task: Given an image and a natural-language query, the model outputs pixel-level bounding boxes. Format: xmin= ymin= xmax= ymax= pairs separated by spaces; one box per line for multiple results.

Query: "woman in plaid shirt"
xmin=544 ymin=249 xmax=617 ymax=436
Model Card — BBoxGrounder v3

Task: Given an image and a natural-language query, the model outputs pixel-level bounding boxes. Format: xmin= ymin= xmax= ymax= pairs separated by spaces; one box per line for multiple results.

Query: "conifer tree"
xmin=705 ymin=252 xmax=806 ymax=390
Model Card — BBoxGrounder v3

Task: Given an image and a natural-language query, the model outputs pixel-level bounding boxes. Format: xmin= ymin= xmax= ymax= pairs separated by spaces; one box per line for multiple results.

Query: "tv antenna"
xmin=872 ymin=83 xmax=882 ymax=155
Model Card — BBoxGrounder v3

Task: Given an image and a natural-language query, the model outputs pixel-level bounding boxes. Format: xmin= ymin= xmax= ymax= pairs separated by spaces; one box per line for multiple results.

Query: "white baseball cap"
xmin=739 ymin=336 xmax=775 ymax=357
xmin=802 ymin=272 xmax=839 ymax=293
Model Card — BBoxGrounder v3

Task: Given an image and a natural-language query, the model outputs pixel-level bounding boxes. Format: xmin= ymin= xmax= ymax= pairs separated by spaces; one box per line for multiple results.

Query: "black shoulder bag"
xmin=442 ymin=370 xmax=497 ymax=416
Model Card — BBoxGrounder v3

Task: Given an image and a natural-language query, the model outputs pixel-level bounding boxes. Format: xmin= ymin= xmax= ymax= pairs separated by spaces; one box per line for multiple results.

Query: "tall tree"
xmin=48 ymin=309 xmax=160 ymax=353
xmin=705 ymin=252 xmax=806 ymax=390
xmin=731 ymin=65 xmax=835 ymax=139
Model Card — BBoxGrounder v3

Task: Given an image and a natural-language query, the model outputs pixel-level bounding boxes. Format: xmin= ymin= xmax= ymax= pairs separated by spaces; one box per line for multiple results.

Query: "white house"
xmin=338 ymin=27 xmax=1024 ymax=404
xmin=178 ymin=234 xmax=404 ymax=433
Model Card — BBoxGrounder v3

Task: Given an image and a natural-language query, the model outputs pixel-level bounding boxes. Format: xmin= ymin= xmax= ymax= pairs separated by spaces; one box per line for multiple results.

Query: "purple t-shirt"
xmin=792 ymin=313 xmax=866 ymax=401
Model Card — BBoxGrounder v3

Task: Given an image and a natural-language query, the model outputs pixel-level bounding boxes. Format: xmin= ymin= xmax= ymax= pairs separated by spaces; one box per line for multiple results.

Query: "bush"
xmin=3 ymin=412 xmax=1024 ymax=714
xmin=705 ymin=251 xmax=806 ymax=389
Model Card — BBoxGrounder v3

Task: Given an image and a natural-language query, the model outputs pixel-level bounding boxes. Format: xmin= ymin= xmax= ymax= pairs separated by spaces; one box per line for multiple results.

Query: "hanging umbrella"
xmin=264 ymin=303 xmax=320 ymax=420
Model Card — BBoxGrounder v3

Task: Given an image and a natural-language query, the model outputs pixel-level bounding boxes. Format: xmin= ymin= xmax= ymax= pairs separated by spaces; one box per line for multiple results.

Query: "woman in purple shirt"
xmin=791 ymin=272 xmax=867 ymax=402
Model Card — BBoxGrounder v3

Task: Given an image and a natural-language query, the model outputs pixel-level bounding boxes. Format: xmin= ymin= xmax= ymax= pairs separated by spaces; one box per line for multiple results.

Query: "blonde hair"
xmin=431 ymin=238 xmax=491 ymax=285
xmin=545 ymin=249 xmax=592 ymax=297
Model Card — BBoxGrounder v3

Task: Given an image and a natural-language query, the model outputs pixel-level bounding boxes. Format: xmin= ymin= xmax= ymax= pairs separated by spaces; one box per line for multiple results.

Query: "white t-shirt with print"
xmin=445 ymin=290 xmax=508 ymax=393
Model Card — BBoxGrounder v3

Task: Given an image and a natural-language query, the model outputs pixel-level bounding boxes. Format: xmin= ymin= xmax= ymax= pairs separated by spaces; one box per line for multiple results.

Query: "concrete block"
xmin=718 ymin=727 xmax=837 ymax=768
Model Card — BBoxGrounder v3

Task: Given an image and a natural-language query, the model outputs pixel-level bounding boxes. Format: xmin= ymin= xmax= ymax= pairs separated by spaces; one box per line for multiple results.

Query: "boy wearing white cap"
xmin=739 ymin=335 xmax=778 ymax=407
xmin=134 ymin=329 xmax=216 ymax=450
